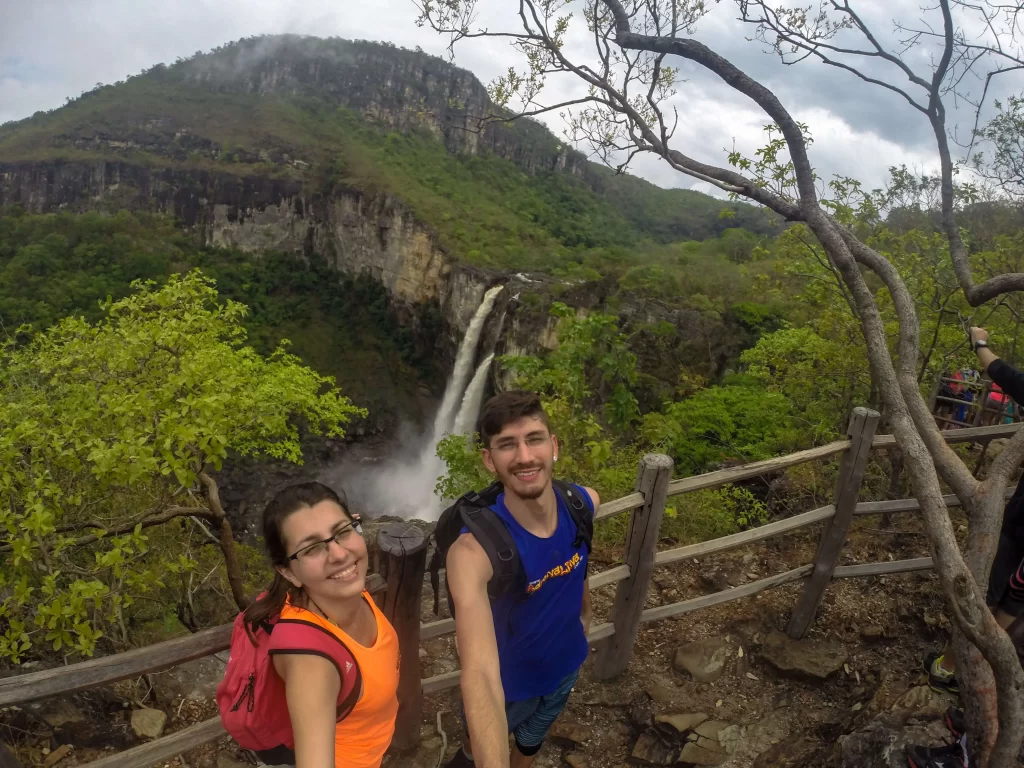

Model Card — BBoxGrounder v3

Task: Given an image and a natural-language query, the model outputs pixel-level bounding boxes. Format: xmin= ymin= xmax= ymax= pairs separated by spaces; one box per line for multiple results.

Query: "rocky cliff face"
xmin=175 ymin=36 xmax=587 ymax=177
xmin=0 ymin=158 xmax=528 ymax=372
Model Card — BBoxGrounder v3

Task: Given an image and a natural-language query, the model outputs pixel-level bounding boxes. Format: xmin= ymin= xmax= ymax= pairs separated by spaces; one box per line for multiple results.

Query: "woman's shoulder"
xmin=277 ymin=596 xmax=318 ymax=622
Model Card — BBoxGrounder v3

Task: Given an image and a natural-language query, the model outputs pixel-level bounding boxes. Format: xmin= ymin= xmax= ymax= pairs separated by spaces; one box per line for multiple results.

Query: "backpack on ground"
xmin=216 ymin=606 xmax=363 ymax=751
xmin=429 ymin=479 xmax=594 ymax=617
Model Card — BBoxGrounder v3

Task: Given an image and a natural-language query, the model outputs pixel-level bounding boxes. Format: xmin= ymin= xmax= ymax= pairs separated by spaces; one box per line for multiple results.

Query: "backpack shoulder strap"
xmin=460 ymin=500 xmax=523 ymax=600
xmin=267 ymin=618 xmax=362 ymax=720
xmin=429 ymin=482 xmax=507 ymax=614
xmin=552 ymin=479 xmax=594 ymax=554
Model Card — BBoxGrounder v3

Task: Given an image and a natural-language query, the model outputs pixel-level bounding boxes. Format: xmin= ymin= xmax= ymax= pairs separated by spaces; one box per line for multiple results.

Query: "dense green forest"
xmin=0 ymin=210 xmax=430 ymax=428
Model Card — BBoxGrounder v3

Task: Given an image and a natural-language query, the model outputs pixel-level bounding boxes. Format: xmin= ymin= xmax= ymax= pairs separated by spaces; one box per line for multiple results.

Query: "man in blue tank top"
xmin=445 ymin=391 xmax=600 ymax=768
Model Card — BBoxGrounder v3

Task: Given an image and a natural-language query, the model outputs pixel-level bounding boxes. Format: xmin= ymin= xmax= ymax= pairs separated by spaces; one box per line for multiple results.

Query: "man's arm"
xmin=447 ymin=534 xmax=508 ymax=768
xmin=581 ymin=487 xmax=601 ymax=636
xmin=970 ymin=326 xmax=1024 ymax=402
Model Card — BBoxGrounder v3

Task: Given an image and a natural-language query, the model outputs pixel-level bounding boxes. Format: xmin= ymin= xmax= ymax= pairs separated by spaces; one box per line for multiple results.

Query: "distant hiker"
xmin=909 ymin=326 xmax=1024 ymax=767
xmin=217 ymin=482 xmax=399 ymax=768
xmin=984 ymin=381 xmax=1011 ymax=425
xmin=924 ymin=327 xmax=1024 ymax=697
xmin=436 ymin=391 xmax=599 ymax=768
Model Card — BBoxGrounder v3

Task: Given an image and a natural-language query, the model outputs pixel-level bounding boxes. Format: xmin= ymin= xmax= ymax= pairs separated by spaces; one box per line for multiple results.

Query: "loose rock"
xmin=752 ymin=737 xmax=821 ymax=768
xmin=760 ymin=631 xmax=848 ymax=680
xmin=654 ymin=713 xmax=708 ymax=733
xmin=42 ymin=745 xmax=73 ymax=768
xmin=549 ymin=717 xmax=593 ymax=745
xmin=674 ymin=637 xmax=734 ymax=683
xmin=700 ymin=570 xmax=733 ymax=593
xmin=678 ymin=742 xmax=727 ymax=766
xmin=645 ymin=682 xmax=687 ymax=708
xmin=717 ymin=724 xmax=746 ymax=755
xmin=861 ymin=625 xmax=885 ymax=641
xmin=890 ymin=686 xmax=955 ymax=719
xmin=564 ymin=754 xmax=587 ymax=768
xmin=131 ymin=707 xmax=167 ymax=740
xmin=152 ymin=655 xmax=225 ymax=704
xmin=629 ymin=698 xmax=656 ymax=729
xmin=631 ymin=730 xmax=679 ymax=765
xmin=837 ymin=714 xmax=949 ymax=768
xmin=693 ymin=720 xmax=731 ymax=742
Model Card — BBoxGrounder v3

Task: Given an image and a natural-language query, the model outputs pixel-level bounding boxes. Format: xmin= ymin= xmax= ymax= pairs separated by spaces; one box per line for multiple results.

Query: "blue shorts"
xmin=461 ymin=667 xmax=580 ymax=749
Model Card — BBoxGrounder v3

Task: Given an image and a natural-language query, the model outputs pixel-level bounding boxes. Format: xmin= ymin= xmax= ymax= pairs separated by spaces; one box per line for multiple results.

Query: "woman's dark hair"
xmin=242 ymin=481 xmax=352 ymax=641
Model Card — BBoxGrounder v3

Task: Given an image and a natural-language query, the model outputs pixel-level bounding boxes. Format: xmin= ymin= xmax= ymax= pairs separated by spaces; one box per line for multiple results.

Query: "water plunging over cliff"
xmin=321 ymin=285 xmax=503 ymax=521
xmin=453 ymin=353 xmax=495 ymax=437
xmin=432 ymin=285 xmax=503 ymax=440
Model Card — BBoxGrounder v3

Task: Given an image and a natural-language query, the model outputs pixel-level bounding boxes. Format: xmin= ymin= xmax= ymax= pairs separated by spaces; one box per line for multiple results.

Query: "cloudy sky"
xmin=1 ymin=0 xmax=1019 ymax=195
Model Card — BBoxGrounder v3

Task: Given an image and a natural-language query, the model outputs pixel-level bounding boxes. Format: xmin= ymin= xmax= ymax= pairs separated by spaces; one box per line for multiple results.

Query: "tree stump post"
xmin=787 ymin=407 xmax=880 ymax=639
xmin=375 ymin=522 xmax=428 ymax=750
xmin=592 ymin=453 xmax=674 ymax=680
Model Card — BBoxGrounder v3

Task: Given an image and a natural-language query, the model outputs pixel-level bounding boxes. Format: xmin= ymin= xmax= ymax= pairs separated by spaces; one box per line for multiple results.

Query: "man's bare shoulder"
xmin=447 ymin=530 xmax=494 ymax=583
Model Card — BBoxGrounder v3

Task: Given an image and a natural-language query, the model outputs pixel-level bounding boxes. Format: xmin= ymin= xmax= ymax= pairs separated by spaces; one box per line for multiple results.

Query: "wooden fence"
xmin=2 ymin=409 xmax=1020 ymax=767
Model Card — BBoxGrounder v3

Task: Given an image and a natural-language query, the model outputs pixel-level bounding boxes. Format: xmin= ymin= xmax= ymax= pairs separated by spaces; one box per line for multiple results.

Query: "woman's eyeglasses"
xmin=287 ymin=520 xmax=362 ymax=562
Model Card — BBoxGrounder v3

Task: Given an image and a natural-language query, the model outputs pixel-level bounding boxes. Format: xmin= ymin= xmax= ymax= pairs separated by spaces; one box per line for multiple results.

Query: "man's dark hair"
xmin=478 ymin=390 xmax=550 ymax=447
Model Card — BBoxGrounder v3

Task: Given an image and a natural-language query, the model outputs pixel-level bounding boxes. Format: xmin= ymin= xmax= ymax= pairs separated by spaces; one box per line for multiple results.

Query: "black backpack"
xmin=429 ymin=479 xmax=594 ymax=617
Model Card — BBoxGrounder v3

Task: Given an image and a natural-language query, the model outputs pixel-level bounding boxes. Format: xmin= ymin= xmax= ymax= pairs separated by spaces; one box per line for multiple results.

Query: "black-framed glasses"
xmin=286 ymin=519 xmax=363 ymax=562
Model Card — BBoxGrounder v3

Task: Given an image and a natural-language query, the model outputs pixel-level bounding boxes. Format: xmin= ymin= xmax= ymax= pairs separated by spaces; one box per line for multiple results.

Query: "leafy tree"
xmin=0 ymin=272 xmax=363 ymax=661
xmin=642 ymin=384 xmax=800 ymax=474
xmin=663 ymin=485 xmax=769 ymax=545
xmin=741 ymin=327 xmax=870 ymax=440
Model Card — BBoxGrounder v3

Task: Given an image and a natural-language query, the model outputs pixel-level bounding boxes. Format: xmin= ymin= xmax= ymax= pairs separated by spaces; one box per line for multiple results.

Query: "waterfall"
xmin=453 ymin=353 xmax=494 ymax=436
xmin=432 ymin=284 xmax=504 ymax=440
xmin=320 ymin=284 xmax=505 ymax=522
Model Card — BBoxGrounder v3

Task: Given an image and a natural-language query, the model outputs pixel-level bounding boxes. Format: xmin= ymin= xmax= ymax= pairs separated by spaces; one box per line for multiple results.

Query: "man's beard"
xmin=515 ymin=482 xmax=547 ymax=500
xmin=501 ymin=463 xmax=550 ymax=500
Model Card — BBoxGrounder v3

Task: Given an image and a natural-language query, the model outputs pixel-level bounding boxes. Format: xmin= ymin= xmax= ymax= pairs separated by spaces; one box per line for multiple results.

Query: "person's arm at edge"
xmin=581 ymin=486 xmax=601 ymax=636
xmin=971 ymin=326 xmax=1024 ymax=403
xmin=448 ymin=533 xmax=508 ymax=768
xmin=272 ymin=653 xmax=339 ymax=768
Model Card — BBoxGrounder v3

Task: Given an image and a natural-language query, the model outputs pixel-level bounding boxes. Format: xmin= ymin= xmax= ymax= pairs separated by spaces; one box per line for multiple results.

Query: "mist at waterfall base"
xmin=318 ymin=287 xmax=502 ymax=522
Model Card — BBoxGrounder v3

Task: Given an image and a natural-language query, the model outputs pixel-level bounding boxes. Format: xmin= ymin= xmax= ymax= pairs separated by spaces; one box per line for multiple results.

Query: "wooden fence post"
xmin=787 ymin=407 xmax=880 ymax=639
xmin=375 ymin=522 xmax=428 ymax=750
xmin=973 ymin=380 xmax=992 ymax=426
xmin=592 ymin=453 xmax=673 ymax=681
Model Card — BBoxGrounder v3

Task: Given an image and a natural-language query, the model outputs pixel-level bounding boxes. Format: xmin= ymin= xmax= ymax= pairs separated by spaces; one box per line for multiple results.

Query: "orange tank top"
xmin=279 ymin=593 xmax=400 ymax=768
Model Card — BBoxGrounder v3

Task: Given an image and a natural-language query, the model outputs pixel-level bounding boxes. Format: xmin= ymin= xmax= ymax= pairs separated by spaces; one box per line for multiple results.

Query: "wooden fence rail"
xmin=0 ymin=574 xmax=386 ymax=709
xmin=3 ymin=414 xmax=1018 ymax=768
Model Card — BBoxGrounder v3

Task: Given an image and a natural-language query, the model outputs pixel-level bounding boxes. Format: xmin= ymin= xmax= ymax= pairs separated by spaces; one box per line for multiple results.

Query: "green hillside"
xmin=0 ymin=36 xmax=777 ymax=275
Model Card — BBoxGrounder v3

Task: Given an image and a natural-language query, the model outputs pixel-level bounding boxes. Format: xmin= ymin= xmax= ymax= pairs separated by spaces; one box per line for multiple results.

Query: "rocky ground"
xmin=1 ymin=509 xmax=1000 ymax=768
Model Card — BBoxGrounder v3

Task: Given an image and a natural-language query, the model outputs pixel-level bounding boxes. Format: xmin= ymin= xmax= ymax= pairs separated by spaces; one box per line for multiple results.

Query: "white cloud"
xmin=0 ymin=0 xmax=1018 ymax=198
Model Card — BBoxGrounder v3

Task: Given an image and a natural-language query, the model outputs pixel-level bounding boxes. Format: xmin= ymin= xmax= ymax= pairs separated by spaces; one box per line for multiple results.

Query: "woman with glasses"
xmin=242 ymin=482 xmax=399 ymax=768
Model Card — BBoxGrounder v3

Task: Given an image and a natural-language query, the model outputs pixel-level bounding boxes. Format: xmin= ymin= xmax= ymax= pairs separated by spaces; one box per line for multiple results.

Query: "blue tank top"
xmin=487 ymin=485 xmax=592 ymax=702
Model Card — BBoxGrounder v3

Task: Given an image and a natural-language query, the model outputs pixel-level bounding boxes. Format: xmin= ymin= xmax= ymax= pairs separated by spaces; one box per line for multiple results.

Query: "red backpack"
xmin=216 ymin=607 xmax=362 ymax=751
